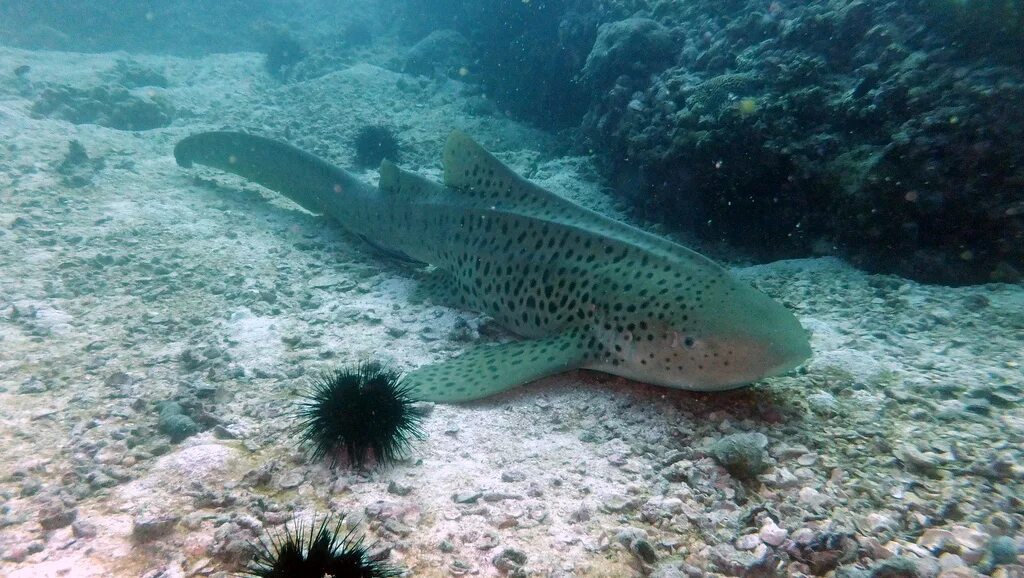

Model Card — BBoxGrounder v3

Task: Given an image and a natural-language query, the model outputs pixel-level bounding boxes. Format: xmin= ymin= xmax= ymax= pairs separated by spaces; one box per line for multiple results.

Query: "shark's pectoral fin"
xmin=405 ymin=330 xmax=588 ymax=402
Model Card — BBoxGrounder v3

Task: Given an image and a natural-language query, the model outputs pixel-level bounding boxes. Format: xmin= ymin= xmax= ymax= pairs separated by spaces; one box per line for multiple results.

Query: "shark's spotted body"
xmin=174 ymin=131 xmax=811 ymax=402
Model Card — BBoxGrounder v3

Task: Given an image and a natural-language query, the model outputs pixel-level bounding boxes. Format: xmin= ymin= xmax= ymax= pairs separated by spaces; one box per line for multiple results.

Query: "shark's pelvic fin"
xmin=404 ymin=330 xmax=588 ymax=402
xmin=379 ymin=159 xmax=444 ymax=198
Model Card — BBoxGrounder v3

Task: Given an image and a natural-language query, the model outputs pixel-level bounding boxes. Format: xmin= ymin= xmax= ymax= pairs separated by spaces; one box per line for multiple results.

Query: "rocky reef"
xmin=30 ymin=84 xmax=173 ymax=131
xmin=394 ymin=0 xmax=600 ymax=128
xmin=394 ymin=0 xmax=1024 ymax=285
xmin=577 ymin=0 xmax=1024 ymax=285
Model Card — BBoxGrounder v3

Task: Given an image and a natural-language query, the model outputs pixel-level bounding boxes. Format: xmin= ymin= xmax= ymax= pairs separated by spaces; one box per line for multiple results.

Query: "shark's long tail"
xmin=174 ymin=131 xmax=373 ymax=217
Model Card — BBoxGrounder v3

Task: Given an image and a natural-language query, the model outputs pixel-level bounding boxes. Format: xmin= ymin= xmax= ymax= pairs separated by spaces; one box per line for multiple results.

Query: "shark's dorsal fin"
xmin=379 ymin=159 xmax=444 ymax=198
xmin=442 ymin=130 xmax=509 ymax=192
xmin=442 ymin=131 xmax=723 ymax=271
xmin=442 ymin=130 xmax=572 ymax=214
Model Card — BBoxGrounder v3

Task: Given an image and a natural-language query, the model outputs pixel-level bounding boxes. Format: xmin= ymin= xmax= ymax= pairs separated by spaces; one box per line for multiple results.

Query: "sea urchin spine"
xmin=243 ymin=516 xmax=402 ymax=578
xmin=296 ymin=362 xmax=424 ymax=468
xmin=352 ymin=125 xmax=400 ymax=168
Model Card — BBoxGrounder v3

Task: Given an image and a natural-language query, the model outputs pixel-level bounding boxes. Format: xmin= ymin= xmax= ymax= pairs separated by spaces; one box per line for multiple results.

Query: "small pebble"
xmin=19 ymin=478 xmax=43 ymax=497
xmin=869 ymin=556 xmax=929 ymax=578
xmin=796 ymin=453 xmax=818 ymax=466
xmin=807 ymin=391 xmax=838 ymax=413
xmin=38 ymin=503 xmax=76 ymax=530
xmin=132 ymin=513 xmax=179 ymax=543
xmin=897 ymin=444 xmax=942 ymax=477
xmin=709 ymin=432 xmax=769 ymax=479
xmin=212 ymin=425 xmax=237 ymax=439
xmin=759 ymin=519 xmax=788 ymax=547
xmin=600 ymin=494 xmax=636 ymax=513
xmin=501 ymin=470 xmax=527 ymax=483
xmin=482 ymin=492 xmax=520 ymax=503
xmin=388 ymin=480 xmax=413 ymax=496
xmin=631 ymin=539 xmax=658 ymax=564
xmin=736 ymin=533 xmax=761 ymax=550
xmin=476 ymin=532 xmax=500 ymax=550
xmin=992 ymin=568 xmax=1024 ymax=578
xmin=798 ymin=486 xmax=829 ymax=508
xmin=986 ymin=535 xmax=1019 ymax=567
xmin=950 ymin=525 xmax=989 ymax=552
xmin=939 ymin=552 xmax=967 ymax=570
xmin=569 ymin=504 xmax=591 ymax=523
xmin=72 ymin=520 xmax=98 ymax=538
xmin=452 ymin=491 xmax=481 ymax=504
xmin=919 ymin=529 xmax=955 ymax=552
xmin=937 ymin=568 xmax=980 ymax=578
xmin=157 ymin=401 xmax=198 ymax=443
xmin=18 ymin=377 xmax=47 ymax=394
xmin=493 ymin=548 xmax=528 ymax=573
xmin=277 ymin=470 xmax=305 ymax=490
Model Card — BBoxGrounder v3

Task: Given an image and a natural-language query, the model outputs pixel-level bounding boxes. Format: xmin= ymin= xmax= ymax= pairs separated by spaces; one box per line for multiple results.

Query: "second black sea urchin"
xmin=351 ymin=125 xmax=400 ymax=168
xmin=296 ymin=362 xmax=424 ymax=467
xmin=242 ymin=516 xmax=402 ymax=578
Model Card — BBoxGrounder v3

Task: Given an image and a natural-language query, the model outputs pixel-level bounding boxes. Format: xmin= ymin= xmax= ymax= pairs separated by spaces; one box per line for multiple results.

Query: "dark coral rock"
xmin=157 ymin=401 xmax=198 ymax=443
xmin=579 ymin=18 xmax=675 ymax=89
xmin=60 ymin=140 xmax=89 ymax=168
xmin=31 ymin=84 xmax=173 ymax=131
xmin=917 ymin=0 xmax=1024 ymax=64
xmin=394 ymin=0 xmax=464 ymax=42
xmin=412 ymin=0 xmax=1023 ymax=283
xmin=107 ymin=59 xmax=168 ymax=88
xmin=131 ymin=513 xmax=179 ymax=543
xmin=786 ymin=532 xmax=860 ymax=576
xmin=867 ymin=556 xmax=921 ymax=578
xmin=822 ymin=56 xmax=1024 ymax=284
xmin=38 ymin=501 xmax=77 ymax=530
xmin=396 ymin=0 xmax=600 ymax=128
xmin=56 ymin=140 xmax=104 ymax=188
xmin=340 ymin=20 xmax=375 ymax=48
xmin=264 ymin=34 xmax=307 ymax=81
xmin=707 ymin=543 xmax=781 ymax=577
xmin=578 ymin=0 xmax=1024 ymax=284
xmin=709 ymin=432 xmax=770 ymax=479
xmin=402 ymin=29 xmax=472 ymax=77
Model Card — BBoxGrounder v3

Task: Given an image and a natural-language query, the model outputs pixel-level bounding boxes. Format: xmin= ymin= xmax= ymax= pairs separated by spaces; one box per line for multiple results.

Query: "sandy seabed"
xmin=0 ymin=46 xmax=1022 ymax=577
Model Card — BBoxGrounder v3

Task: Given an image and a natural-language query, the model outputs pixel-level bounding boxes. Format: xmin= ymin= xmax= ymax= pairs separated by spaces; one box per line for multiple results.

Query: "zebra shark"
xmin=174 ymin=131 xmax=811 ymax=402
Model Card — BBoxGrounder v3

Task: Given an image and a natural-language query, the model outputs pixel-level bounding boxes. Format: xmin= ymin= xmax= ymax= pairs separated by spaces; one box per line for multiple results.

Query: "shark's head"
xmin=591 ymin=272 xmax=811 ymax=392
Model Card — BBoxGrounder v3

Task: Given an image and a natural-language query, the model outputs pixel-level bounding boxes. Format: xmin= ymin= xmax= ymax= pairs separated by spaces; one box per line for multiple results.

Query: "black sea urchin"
xmin=243 ymin=517 xmax=402 ymax=578
xmin=296 ymin=362 xmax=423 ymax=468
xmin=352 ymin=125 xmax=400 ymax=168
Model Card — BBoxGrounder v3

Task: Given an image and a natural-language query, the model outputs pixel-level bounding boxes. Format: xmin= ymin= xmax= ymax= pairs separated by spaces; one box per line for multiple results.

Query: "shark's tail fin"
xmin=174 ymin=131 xmax=372 ymax=216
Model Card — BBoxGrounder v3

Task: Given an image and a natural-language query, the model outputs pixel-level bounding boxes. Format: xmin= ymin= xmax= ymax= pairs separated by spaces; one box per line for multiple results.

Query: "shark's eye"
xmin=683 ymin=336 xmax=696 ymax=348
